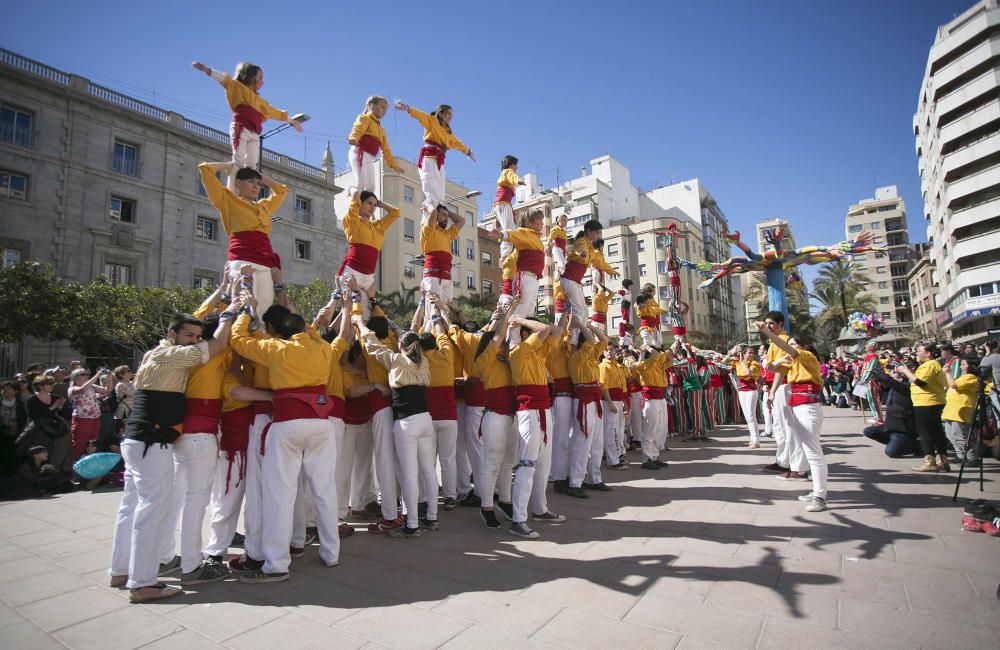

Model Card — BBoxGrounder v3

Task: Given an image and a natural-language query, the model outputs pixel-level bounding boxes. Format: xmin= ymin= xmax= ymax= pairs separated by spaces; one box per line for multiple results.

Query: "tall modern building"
xmin=0 ymin=48 xmax=345 ymax=369
xmin=915 ymin=0 xmax=1000 ymax=343
xmin=844 ymin=186 xmax=913 ymax=332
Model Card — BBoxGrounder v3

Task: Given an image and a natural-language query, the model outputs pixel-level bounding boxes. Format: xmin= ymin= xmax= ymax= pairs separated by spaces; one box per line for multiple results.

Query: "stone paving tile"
xmin=839 ymin=598 xmax=1000 ymax=648
xmin=223 ymin=612 xmax=369 ymax=650
xmin=54 ymin=605 xmax=185 ymax=650
xmin=756 ymin=616 xmax=874 ymax=649
xmin=144 ymin=629 xmax=226 ymax=649
xmin=624 ymin=592 xmax=765 ymax=649
xmin=0 ymin=567 xmax=92 ymax=607
xmin=17 ymin=584 xmax=128 ymax=632
xmin=520 ymin=576 xmax=643 ymax=619
xmin=431 ymin=591 xmax=564 ymax=636
xmin=531 ymin=607 xmax=682 ymax=649
xmin=165 ymin=595 xmax=288 ymax=642
xmin=438 ymin=624 xmax=562 ymax=649
xmin=3 ymin=619 xmax=70 ymax=649
xmin=336 ymin=603 xmax=471 ymax=650
xmin=704 ymin=580 xmax=840 ymax=630
xmin=0 ymin=600 xmax=25 ymax=629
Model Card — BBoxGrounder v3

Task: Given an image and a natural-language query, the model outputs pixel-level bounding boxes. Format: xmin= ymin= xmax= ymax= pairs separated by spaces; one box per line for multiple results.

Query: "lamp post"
xmin=258 ymin=113 xmax=310 ymax=171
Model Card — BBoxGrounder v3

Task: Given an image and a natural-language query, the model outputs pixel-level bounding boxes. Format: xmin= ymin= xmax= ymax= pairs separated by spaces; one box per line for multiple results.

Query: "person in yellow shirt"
xmin=562 ymin=221 xmax=618 ymax=342
xmin=192 ymin=61 xmax=303 ymax=183
xmin=338 ymin=188 xmax=401 ymax=320
xmin=198 ymin=162 xmax=288 ymax=313
xmin=490 ymin=210 xmax=546 ymax=344
xmin=635 ymin=292 xmax=665 ymax=348
xmin=942 ymin=356 xmax=981 ymax=468
xmin=230 ymin=301 xmax=339 ymax=583
xmin=493 ymin=156 xmax=524 ymax=259
xmin=395 ymin=100 xmax=476 ymax=206
xmin=547 ymin=329 xmax=574 ymax=493
xmin=756 ymin=323 xmax=828 ymax=513
xmin=760 ymin=311 xmax=806 ymax=478
xmin=548 ymin=214 xmax=568 ymax=277
xmin=726 ymin=345 xmax=762 ymax=448
xmin=420 ymin=204 xmax=465 ymax=331
xmin=600 ymin=345 xmax=628 ymax=470
xmin=590 ymin=240 xmax=616 ymax=289
xmin=508 ymin=310 xmax=570 ymax=538
xmin=498 ymin=249 xmax=519 ymax=311
xmin=566 ymin=318 xmax=610 ymax=497
xmin=590 ymin=285 xmax=614 ymax=335
xmin=897 ymin=342 xmax=951 ymax=472
xmin=347 ymin=95 xmax=402 ymax=192
xmin=637 ymin=346 xmax=671 ymax=470
xmin=448 ymin=306 xmax=487 ymax=507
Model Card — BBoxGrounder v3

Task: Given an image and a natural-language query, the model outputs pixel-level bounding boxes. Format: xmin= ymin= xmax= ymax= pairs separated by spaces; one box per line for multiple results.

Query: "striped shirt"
xmin=134 ymin=340 xmax=210 ymax=394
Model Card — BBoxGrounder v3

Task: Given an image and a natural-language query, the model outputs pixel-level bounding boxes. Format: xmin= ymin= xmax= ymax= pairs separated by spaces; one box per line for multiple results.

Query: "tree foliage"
xmin=287 ymin=278 xmax=337 ymax=324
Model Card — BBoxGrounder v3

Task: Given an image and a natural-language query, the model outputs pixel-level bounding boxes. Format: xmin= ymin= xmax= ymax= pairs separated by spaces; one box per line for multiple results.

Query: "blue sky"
xmin=1 ymin=0 xmax=971 ymax=295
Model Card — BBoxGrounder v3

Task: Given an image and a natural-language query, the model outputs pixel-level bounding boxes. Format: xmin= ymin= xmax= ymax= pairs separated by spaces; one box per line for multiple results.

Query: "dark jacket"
xmin=872 ymin=366 xmax=916 ymax=435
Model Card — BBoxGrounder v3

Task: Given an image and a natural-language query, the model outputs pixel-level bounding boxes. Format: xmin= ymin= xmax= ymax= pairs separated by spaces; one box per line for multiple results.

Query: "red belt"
xmin=486 ymin=386 xmax=517 ymax=416
xmin=640 ymin=315 xmax=659 ymax=329
xmin=368 ymin=389 xmax=391 ymax=414
xmin=494 ymin=185 xmax=515 ymax=204
xmin=339 ymin=243 xmax=379 ymax=276
xmin=562 ymin=261 xmax=587 ymax=283
xmin=763 ymin=369 xmax=788 ymax=385
xmin=251 ymin=400 xmax=272 ymax=416
xmin=182 ymin=398 xmax=222 ymax=434
xmin=552 ymin=237 xmax=566 ymax=252
xmin=423 ymin=250 xmax=453 ymax=280
xmin=261 ymin=386 xmax=332 ymax=454
xmin=591 ymin=313 xmax=607 ymax=324
xmin=516 ymin=384 xmax=550 ymax=442
xmin=426 ymin=385 xmax=457 ymax=420
xmin=641 ymin=386 xmax=666 ymax=407
xmin=228 ymin=230 xmax=281 ymax=269
xmin=501 ymin=279 xmax=513 ymax=296
xmin=418 ymin=143 xmax=446 ymax=168
xmin=574 ymin=384 xmax=603 ymax=437
xmin=345 ymin=395 xmax=371 ymax=425
xmin=464 ymin=377 xmax=487 ymax=407
xmin=608 ymin=388 xmax=625 ymax=402
xmin=327 ymin=394 xmax=346 ymax=420
xmin=737 ymin=378 xmax=758 ymax=391
xmin=454 ymin=380 xmax=465 ymax=402
xmin=233 ymin=104 xmax=265 ymax=134
xmin=709 ymin=375 xmax=724 ymax=388
xmin=551 ymin=377 xmax=572 ymax=396
xmin=515 ymin=249 xmax=545 ymax=277
xmin=357 ymin=133 xmax=381 ymax=156
xmin=219 ymin=406 xmax=252 ymax=494
xmin=789 ymin=382 xmax=822 ymax=407
xmin=555 ymin=298 xmax=566 ymax=312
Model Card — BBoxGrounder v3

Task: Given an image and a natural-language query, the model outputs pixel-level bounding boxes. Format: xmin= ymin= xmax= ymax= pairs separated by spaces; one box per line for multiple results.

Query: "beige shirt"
xmin=362 ymin=332 xmax=430 ymax=389
xmin=134 ymin=340 xmax=210 ymax=393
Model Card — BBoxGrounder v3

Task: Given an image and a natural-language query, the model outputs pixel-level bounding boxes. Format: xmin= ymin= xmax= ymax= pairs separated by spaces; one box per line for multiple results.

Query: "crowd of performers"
xmin=108 ymin=62 xmax=830 ymax=604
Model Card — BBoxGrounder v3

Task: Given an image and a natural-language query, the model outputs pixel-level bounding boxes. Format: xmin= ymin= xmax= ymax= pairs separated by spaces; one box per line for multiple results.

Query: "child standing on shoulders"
xmin=347 ymin=96 xmax=403 ymax=191
xmin=494 ymin=156 xmax=524 ymax=260
xmin=395 ymin=101 xmax=475 ymax=206
xmin=338 ymin=189 xmax=401 ymax=321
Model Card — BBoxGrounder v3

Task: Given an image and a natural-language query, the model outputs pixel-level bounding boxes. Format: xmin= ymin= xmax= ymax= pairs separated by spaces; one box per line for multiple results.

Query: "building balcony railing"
xmin=293 ymin=209 xmax=313 ymax=225
xmin=112 ymin=155 xmax=140 ymax=177
xmin=0 ymin=47 xmax=69 ymax=85
xmin=0 ymin=123 xmax=32 ymax=148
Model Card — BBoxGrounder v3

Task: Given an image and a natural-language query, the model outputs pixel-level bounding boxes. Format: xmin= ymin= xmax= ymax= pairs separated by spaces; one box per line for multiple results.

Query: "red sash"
xmin=516 ymin=384 xmax=550 ymax=442
xmin=708 ymin=374 xmax=724 ymax=388
xmin=552 ymin=237 xmax=566 ymax=252
xmin=486 ymin=386 xmax=517 ymax=415
xmin=591 ymin=313 xmax=607 ymax=324
xmin=426 ymin=385 xmax=457 ymax=420
xmin=464 ymin=377 xmax=487 ymax=407
xmin=608 ymin=388 xmax=626 ymax=402
xmin=574 ymin=384 xmax=603 ymax=437
xmin=763 ymin=368 xmax=788 ymax=385
xmin=551 ymin=377 xmax=573 ymax=396
xmin=357 ymin=133 xmax=381 ymax=156
xmin=261 ymin=386 xmax=333 ymax=454
xmin=555 ymin=298 xmax=566 ymax=312
xmin=418 ymin=142 xmax=445 ymax=168
xmin=515 ymin=250 xmax=545 ymax=277
xmin=182 ymin=398 xmax=222 ymax=434
xmin=454 ymin=380 xmax=465 ymax=402
xmin=219 ymin=406 xmax=252 ymax=494
xmin=563 ymin=261 xmax=587 ymax=283
xmin=423 ymin=250 xmax=453 ymax=280
xmin=640 ymin=315 xmax=659 ymax=329
xmin=501 ymin=279 xmax=513 ymax=296
xmin=233 ymin=104 xmax=265 ymax=134
xmin=228 ymin=230 xmax=281 ymax=269
xmin=327 ymin=394 xmax=346 ymax=420
xmin=344 ymin=394 xmax=371 ymax=425
xmin=251 ymin=400 xmax=272 ymax=416
xmin=368 ymin=389 xmax=391 ymax=414
xmin=641 ymin=386 xmax=666 ymax=407
xmin=737 ymin=377 xmax=757 ymax=391
xmin=494 ymin=185 xmax=515 ymax=204
xmin=340 ymin=243 xmax=379 ymax=275
xmin=627 ymin=379 xmax=642 ymax=394
xmin=789 ymin=382 xmax=822 ymax=407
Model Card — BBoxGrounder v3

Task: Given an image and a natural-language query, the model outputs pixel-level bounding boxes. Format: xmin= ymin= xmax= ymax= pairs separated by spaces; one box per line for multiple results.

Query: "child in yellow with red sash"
xmin=347 ymin=96 xmax=402 ymax=192
xmin=338 ymin=189 xmax=400 ymax=320
xmin=395 ymin=100 xmax=475 ymax=206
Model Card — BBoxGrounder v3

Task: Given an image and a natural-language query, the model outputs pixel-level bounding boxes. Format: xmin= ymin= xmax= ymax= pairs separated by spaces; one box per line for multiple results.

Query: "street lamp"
xmin=258 ymin=113 xmax=310 ymax=171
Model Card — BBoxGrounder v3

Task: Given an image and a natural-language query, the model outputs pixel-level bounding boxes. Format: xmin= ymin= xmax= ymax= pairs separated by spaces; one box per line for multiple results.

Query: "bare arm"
xmin=411 ymin=294 xmax=425 ymax=332
xmin=208 ymin=299 xmax=243 ymax=357
xmin=230 ymin=386 xmax=272 ymax=402
xmin=755 ymin=321 xmax=797 ymax=358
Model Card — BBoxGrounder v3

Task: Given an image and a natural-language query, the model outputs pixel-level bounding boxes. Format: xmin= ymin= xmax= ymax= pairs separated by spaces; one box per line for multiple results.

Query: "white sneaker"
xmin=797 ymin=492 xmax=817 ymax=502
xmin=805 ymin=497 xmax=827 ymax=512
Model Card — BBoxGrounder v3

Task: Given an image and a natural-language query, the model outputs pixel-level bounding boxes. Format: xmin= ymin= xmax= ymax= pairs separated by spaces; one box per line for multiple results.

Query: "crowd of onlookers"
xmin=0 ymin=360 xmax=134 ymax=498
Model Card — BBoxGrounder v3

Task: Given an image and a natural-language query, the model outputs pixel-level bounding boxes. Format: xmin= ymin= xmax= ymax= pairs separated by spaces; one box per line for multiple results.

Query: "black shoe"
xmin=553 ymin=479 xmax=568 ymax=494
xmin=460 ymin=493 xmax=482 ymax=508
xmin=418 ymin=501 xmax=429 ymax=519
xmin=230 ymin=532 xmax=245 ymax=548
xmin=588 ymin=482 xmax=612 ymax=492
xmin=207 ymin=554 xmax=225 ymax=565
xmin=641 ymin=459 xmax=661 ymax=470
xmin=304 ymin=526 xmax=318 ymax=546
xmin=364 ymin=500 xmax=382 ymax=517
xmin=565 ymin=486 xmax=589 ymax=499
xmin=606 ymin=463 xmax=626 ymax=470
xmin=480 ymin=508 xmax=501 ymax=529
xmin=443 ymin=497 xmax=458 ymax=511
xmin=762 ymin=462 xmax=789 ymax=473
xmin=495 ymin=501 xmax=514 ymax=521
xmin=581 ymin=481 xmax=592 ymax=490
xmin=653 ymin=459 xmax=667 ymax=467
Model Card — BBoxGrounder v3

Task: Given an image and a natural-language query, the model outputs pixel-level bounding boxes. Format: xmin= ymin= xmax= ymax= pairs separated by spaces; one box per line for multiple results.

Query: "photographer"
xmin=942 ymin=356 xmax=980 ymax=467
xmin=863 ymin=362 xmax=919 ymax=458
xmin=979 ymin=339 xmax=1000 ymax=413
xmin=67 ymin=367 xmax=111 ymax=463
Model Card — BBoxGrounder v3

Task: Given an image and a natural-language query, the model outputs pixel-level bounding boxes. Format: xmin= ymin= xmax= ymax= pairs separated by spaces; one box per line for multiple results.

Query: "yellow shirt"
xmin=546 ymin=335 xmax=571 ymax=381
xmin=185 ymin=350 xmax=231 ymax=400
xmin=599 ymin=359 xmax=627 ymax=394
xmin=637 ymin=300 xmax=665 ymax=319
xmin=420 ymin=224 xmax=460 ymax=255
xmin=199 ymin=164 xmax=288 ymax=236
xmin=427 ymin=333 xmax=456 ymax=388
xmin=216 ymin=74 xmax=289 ymax=121
xmin=786 ymin=350 xmax=822 ymax=386
xmin=342 ymin=194 xmax=401 ymax=249
xmin=231 ymin=314 xmax=332 ymax=390
xmin=733 ymin=359 xmax=760 ymax=380
xmin=592 ymin=250 xmax=617 ymax=277
xmin=505 ymin=227 xmax=544 ymax=253
xmin=911 ymin=359 xmax=947 ymax=407
xmin=221 ymin=371 xmax=250 ymax=413
xmin=943 ymin=374 xmax=978 ymax=423
xmin=348 ymin=113 xmax=397 ymax=169
xmin=548 ymin=225 xmax=567 ymax=246
xmin=554 ymin=282 xmax=565 ymax=304
xmin=637 ymin=354 xmax=670 ymax=388
xmin=449 ymin=325 xmax=482 ymax=379
xmin=592 ymin=287 xmax=613 ymax=315
xmin=476 ymin=346 xmax=513 ymax=390
xmin=510 ymin=334 xmax=555 ymax=386
xmin=495 ymin=169 xmax=522 ymax=205
xmin=324 ymin=338 xmax=349 ymax=400
xmin=406 ymin=107 xmax=470 ymax=154
xmin=764 ymin=329 xmax=792 ymax=376
xmin=569 ymin=341 xmax=607 ymax=384
xmin=502 ymin=250 xmax=518 ymax=282
xmin=244 ymin=352 xmax=270 ymax=390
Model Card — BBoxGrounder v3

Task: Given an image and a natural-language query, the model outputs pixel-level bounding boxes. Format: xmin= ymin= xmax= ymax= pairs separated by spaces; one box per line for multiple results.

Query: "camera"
xmin=976 ymin=365 xmax=993 ymax=380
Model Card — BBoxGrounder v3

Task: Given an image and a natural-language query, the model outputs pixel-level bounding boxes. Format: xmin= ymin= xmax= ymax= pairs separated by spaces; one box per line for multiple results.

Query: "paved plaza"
xmin=1 ymin=406 xmax=998 ymax=649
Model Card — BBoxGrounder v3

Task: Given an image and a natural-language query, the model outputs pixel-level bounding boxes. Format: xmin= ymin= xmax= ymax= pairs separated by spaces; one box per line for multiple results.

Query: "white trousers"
xmin=738 ymin=390 xmax=761 ymax=444
xmin=349 ymin=146 xmax=377 ymax=192
xmin=243 ymin=413 xmax=269 ymax=561
xmin=262 ymin=418 xmax=340 ymax=574
xmin=642 ymin=398 xmax=667 ymax=461
xmin=772 ymin=385 xmax=806 ymax=472
xmin=552 ymin=246 xmax=566 ymax=275
xmin=160 ymin=432 xmax=219 ymax=573
xmin=549 ymin=395 xmax=573 ymax=481
xmin=628 ymin=393 xmax=643 ymax=444
xmin=334 ymin=418 xmax=354 ymax=519
xmin=371 ymin=407 xmax=399 ymax=520
xmin=393 ymin=412 xmax=438 ymax=528
xmin=109 ymin=440 xmax=175 ymax=589
xmin=560 ymin=279 xmax=587 ymax=341
xmin=569 ymin=401 xmax=602 ymax=487
xmin=495 ymin=203 xmax=516 ymax=260
xmin=513 ymin=409 xmax=551 ymax=523
xmin=420 ymin=276 xmax=454 ymax=332
xmin=528 ymin=414 xmax=553 ymax=518
xmin=419 ymin=158 xmax=446 ymax=207
xmin=480 ymin=411 xmax=517 ymax=508
xmin=229 ymin=261 xmax=274 ymax=317
xmin=786 ymin=403 xmax=827 ymax=498
xmin=508 ymin=273 xmax=539 ymax=345
xmin=292 ymin=473 xmax=315 ymax=547
xmin=603 ymin=401 xmax=624 ymax=465
xmin=433 ymin=420 xmax=458 ymax=500
xmin=203 ymin=450 xmax=246 ymax=558
xmin=340 ymin=268 xmax=376 ymax=322
xmin=346 ymin=422 xmax=376 ymax=511
xmin=455 ymin=400 xmax=473 ymax=497
xmin=465 ymin=404 xmax=486 ymax=498
xmin=230 ymin=123 xmax=260 ymax=187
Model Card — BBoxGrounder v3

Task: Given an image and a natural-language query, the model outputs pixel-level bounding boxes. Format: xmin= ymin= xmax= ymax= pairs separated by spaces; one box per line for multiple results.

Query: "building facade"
xmin=0 ymin=47 xmax=345 ymax=367
xmin=844 ymin=186 xmax=914 ymax=332
xmin=915 ymin=0 xmax=1000 ymax=343
xmin=908 ymin=243 xmax=946 ymax=339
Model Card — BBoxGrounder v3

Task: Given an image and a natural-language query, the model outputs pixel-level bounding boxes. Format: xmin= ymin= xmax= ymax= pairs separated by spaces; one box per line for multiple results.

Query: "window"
xmin=466 ymin=272 xmax=475 ymax=289
xmin=482 ymin=279 xmax=494 ymax=295
xmin=657 ymin=261 xmax=666 ymax=274
xmin=451 ymin=238 xmax=459 ymax=255
xmin=466 ymin=239 xmax=474 ymax=260
xmin=403 ymin=218 xmax=415 ymax=242
xmin=877 ymin=281 xmax=888 ymax=289
xmin=294 ymin=196 xmax=312 ymax=224
xmin=0 ymin=106 xmax=32 ymax=147
xmin=257 ymin=185 xmax=271 ymax=200
xmin=103 ymin=262 xmax=131 ymax=286
xmin=0 ymin=171 xmax=28 ymax=200
xmin=877 ymin=204 xmax=897 ymax=212
xmin=607 ymin=242 xmax=619 ymax=256
xmin=113 ymin=141 xmax=139 ymax=176
xmin=638 ymin=239 xmax=647 ymax=252
xmin=482 ymin=251 xmax=493 ymax=267
xmin=638 ymin=263 xmax=647 ymax=276
xmin=109 ymin=196 xmax=135 ymax=223
xmin=880 ymin=297 xmax=890 ymax=304
xmin=195 ymin=216 xmax=218 ymax=241
xmin=655 ymin=235 xmax=666 ymax=248
xmin=465 ymin=211 xmax=473 ymax=222
xmin=848 ymin=224 xmax=863 ymax=233
xmin=403 ymin=186 xmax=415 ymax=204
xmin=294 ymin=239 xmax=311 ymax=261
xmin=876 ymin=266 xmax=887 ymax=274
xmin=661 ymin=313 xmax=671 ymax=325
xmin=2 ymin=249 xmax=21 ymax=268
xmin=659 ymin=286 xmax=669 ymax=300
xmin=870 ymin=222 xmax=881 ymax=229
xmin=881 ymin=312 xmax=890 ymax=320
xmin=198 ymin=171 xmax=225 ymax=197
xmin=193 ymin=272 xmax=216 ymax=290
xmin=403 ymin=254 xmax=416 ymax=278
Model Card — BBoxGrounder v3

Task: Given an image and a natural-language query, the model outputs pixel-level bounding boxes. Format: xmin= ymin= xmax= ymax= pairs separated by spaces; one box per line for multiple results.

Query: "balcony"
xmin=951 ymin=194 xmax=1000 ymax=231
xmin=932 ymin=35 xmax=1000 ymax=99
xmin=945 ymin=161 xmax=1000 ymax=206
xmin=939 ymin=97 xmax=1000 ymax=149
xmin=112 ymin=155 xmax=139 ymax=177
xmin=954 ymin=231 xmax=1000 ymax=263
xmin=0 ymin=123 xmax=31 ymax=148
xmin=293 ymin=209 xmax=312 ymax=225
xmin=935 ymin=68 xmax=1000 ymax=128
xmin=942 ymin=130 xmax=1000 ymax=178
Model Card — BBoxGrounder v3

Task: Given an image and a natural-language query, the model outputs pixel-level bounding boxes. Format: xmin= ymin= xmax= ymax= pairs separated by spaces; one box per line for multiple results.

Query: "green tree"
xmin=377 ymin=283 xmax=420 ymax=324
xmin=0 ymin=262 xmax=71 ymax=343
xmin=811 ymin=259 xmax=872 ymax=331
xmin=287 ymin=278 xmax=337 ymax=322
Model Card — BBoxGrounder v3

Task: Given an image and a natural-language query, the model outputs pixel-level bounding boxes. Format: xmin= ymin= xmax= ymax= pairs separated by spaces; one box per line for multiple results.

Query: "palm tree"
xmin=813 ymin=259 xmax=871 ymax=328
xmin=810 ymin=282 xmax=878 ymax=338
xmin=456 ymin=291 xmax=498 ymax=311
xmin=377 ymin=283 xmax=420 ymax=322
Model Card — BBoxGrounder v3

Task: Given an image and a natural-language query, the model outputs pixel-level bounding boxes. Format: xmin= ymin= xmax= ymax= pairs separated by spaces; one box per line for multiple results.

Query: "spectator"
xmin=1 ymin=380 xmax=27 ymax=477
xmin=979 ymin=340 xmax=1000 ymax=413
xmin=48 ymin=366 xmax=73 ymax=423
xmin=68 ymin=360 xmax=82 ymax=372
xmin=943 ymin=356 xmax=980 ymax=467
xmin=863 ymin=363 xmax=919 ymax=458
xmin=17 ymin=445 xmax=74 ymax=495
xmin=897 ymin=342 xmax=949 ymax=472
xmin=24 ymin=375 xmax=72 ymax=473
xmin=67 ymin=368 xmax=109 ymax=462
xmin=113 ymin=365 xmax=135 ymax=426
